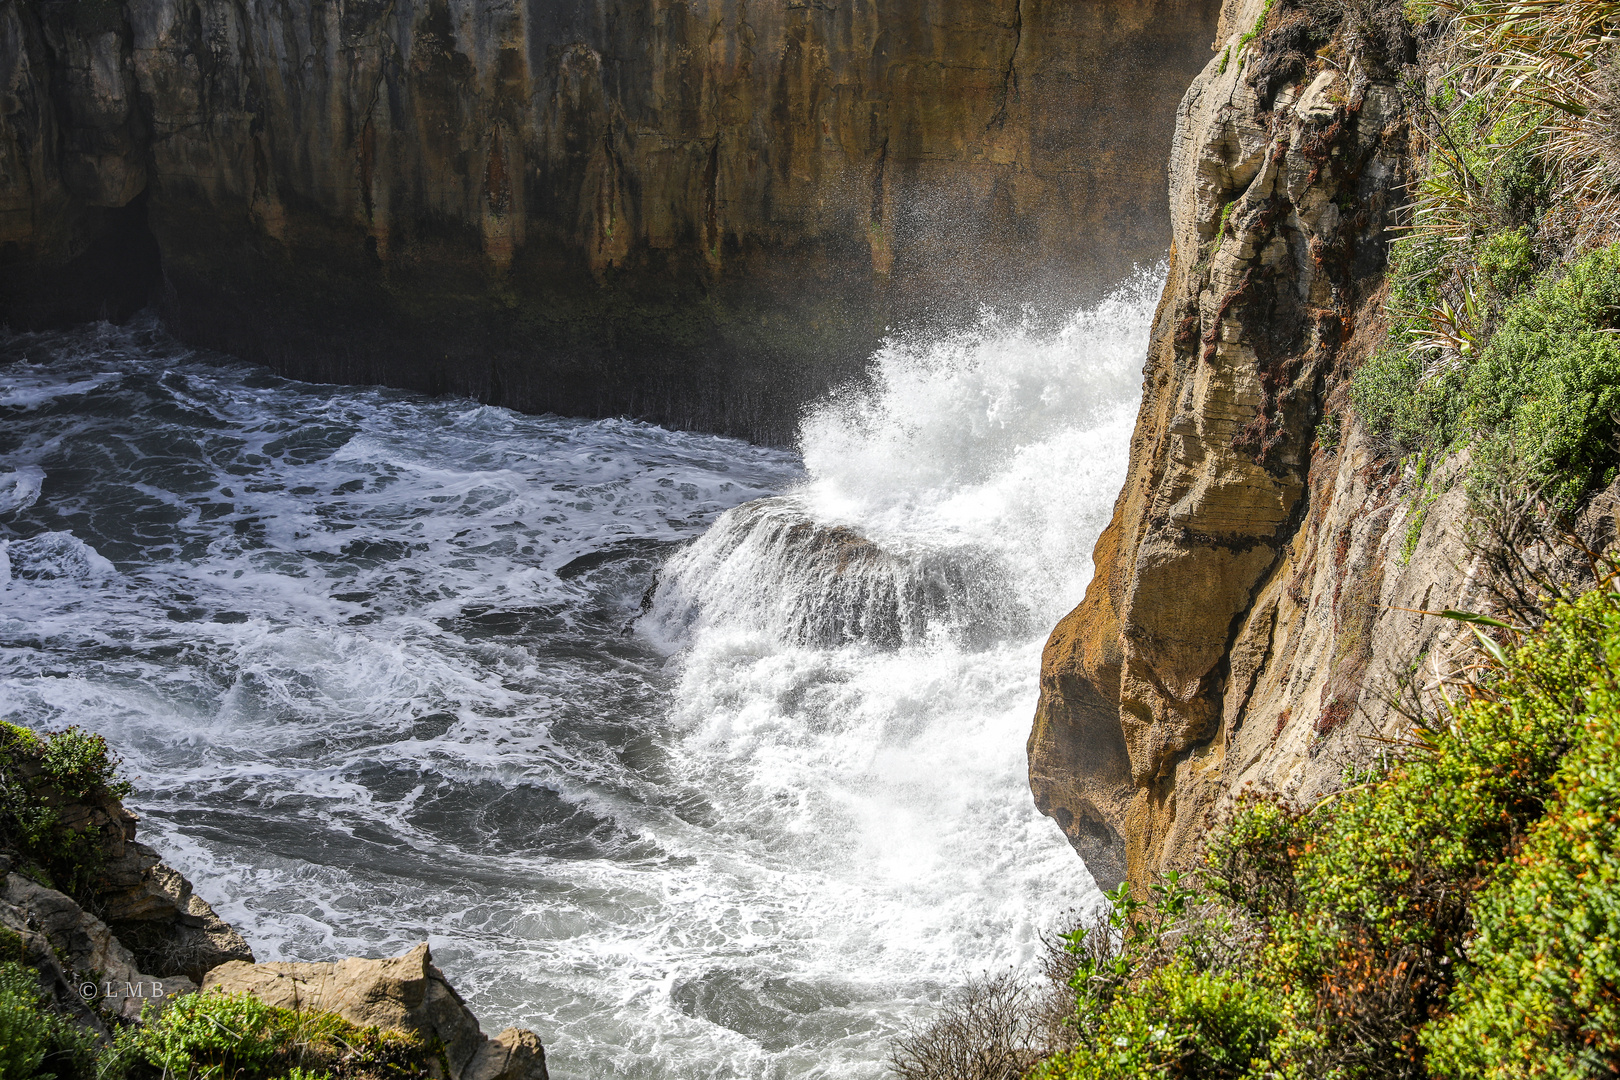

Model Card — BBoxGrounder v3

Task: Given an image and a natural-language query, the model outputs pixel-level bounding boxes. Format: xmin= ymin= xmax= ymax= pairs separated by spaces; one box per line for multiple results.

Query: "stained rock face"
xmin=204 ymin=944 xmax=549 ymax=1080
xmin=1 ymin=0 xmax=1219 ymax=440
xmin=1029 ymin=0 xmax=1620 ymax=892
xmin=1028 ymin=0 xmax=1455 ymax=889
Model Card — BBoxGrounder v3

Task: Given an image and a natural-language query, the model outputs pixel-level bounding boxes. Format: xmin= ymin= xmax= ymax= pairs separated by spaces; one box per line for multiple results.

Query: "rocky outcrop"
xmin=2 ymin=730 xmax=546 ymax=1068
xmin=3 ymin=857 xmax=551 ymax=1074
xmin=1 ymin=863 xmax=196 ymax=1024
xmin=0 ymin=0 xmax=1220 ymax=440
xmin=1025 ymin=0 xmax=1497 ymax=890
xmin=96 ymin=841 xmax=256 ymax=983
xmin=657 ymin=495 xmax=1020 ymax=649
xmin=1 ymin=743 xmax=254 ymax=980
xmin=205 ymin=944 xmax=548 ymax=1080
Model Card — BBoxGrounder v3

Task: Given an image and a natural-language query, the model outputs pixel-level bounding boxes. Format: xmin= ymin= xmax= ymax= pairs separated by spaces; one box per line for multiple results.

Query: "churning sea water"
xmin=0 ymin=269 xmax=1159 ymax=1078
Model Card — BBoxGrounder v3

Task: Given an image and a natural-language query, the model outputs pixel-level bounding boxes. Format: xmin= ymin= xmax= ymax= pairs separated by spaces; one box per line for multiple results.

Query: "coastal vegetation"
xmin=897 ymin=581 xmax=1620 ymax=1079
xmin=0 ymin=722 xmax=132 ymax=899
xmin=0 ymin=970 xmax=436 ymax=1080
xmin=115 ymin=990 xmax=432 ymax=1080
xmin=1351 ymin=0 xmax=1620 ymax=511
xmin=0 ymin=959 xmax=100 ymax=1080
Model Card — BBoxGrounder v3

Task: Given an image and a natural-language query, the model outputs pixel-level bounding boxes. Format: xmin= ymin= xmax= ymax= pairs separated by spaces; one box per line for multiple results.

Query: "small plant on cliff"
xmin=1355 ymin=0 xmax=1620 ymax=516
xmin=0 ymin=961 xmax=99 ymax=1080
xmin=1464 ymin=241 xmax=1620 ymax=509
xmin=122 ymin=991 xmax=285 ymax=1079
xmin=117 ymin=989 xmax=430 ymax=1080
xmin=0 ymin=722 xmax=132 ymax=897
xmin=1027 ymin=874 xmax=1301 ymax=1080
xmin=1442 ymin=0 xmax=1620 ymax=239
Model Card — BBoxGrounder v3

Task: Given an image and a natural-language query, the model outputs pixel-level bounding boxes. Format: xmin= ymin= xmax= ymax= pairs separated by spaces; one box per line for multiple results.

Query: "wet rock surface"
xmin=654 ymin=495 xmax=1025 ymax=649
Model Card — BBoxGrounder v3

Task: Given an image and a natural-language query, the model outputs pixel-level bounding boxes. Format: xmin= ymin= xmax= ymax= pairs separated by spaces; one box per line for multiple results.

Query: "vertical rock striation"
xmin=1 ymin=0 xmax=1220 ymax=441
xmin=1026 ymin=0 xmax=1520 ymax=891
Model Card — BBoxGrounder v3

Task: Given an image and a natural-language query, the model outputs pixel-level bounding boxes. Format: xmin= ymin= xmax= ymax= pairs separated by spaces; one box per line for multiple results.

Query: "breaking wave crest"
xmin=0 ymin=268 xmax=1159 ymax=1078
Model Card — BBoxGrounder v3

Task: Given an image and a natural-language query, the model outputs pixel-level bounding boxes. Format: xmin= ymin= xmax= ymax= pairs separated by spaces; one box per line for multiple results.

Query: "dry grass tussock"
xmin=1426 ymin=0 xmax=1620 ymax=248
xmin=888 ymin=912 xmax=1107 ymax=1080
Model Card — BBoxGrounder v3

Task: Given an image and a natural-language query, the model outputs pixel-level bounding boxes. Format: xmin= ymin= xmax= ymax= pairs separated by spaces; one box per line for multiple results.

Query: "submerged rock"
xmin=652 ymin=495 xmax=1028 ymax=650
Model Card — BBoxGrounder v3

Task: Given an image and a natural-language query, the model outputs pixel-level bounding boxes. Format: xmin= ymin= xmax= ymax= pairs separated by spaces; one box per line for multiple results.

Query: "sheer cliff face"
xmin=1027 ymin=0 xmax=1494 ymax=892
xmin=0 ymin=0 xmax=1218 ymax=441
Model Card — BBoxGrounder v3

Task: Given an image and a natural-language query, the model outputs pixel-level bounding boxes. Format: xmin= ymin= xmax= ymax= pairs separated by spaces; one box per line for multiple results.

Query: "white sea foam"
xmin=3 ymin=531 xmax=116 ymax=581
xmin=0 ymin=465 xmax=45 ymax=516
xmin=634 ymin=268 xmax=1161 ymax=1072
xmin=0 ymin=270 xmax=1159 ymax=1078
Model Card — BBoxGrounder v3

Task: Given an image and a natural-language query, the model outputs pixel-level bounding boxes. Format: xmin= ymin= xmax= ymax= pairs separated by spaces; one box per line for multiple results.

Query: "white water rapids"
xmin=0 ymin=269 xmax=1159 ymax=1077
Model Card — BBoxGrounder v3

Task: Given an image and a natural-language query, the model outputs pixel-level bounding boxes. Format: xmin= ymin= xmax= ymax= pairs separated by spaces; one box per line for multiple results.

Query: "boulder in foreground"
xmin=204 ymin=943 xmax=548 ymax=1080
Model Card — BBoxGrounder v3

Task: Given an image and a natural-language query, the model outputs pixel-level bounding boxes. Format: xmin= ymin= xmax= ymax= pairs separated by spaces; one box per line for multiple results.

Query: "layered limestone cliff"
xmin=1 ymin=0 xmax=1219 ymax=441
xmin=1026 ymin=0 xmax=1543 ymax=891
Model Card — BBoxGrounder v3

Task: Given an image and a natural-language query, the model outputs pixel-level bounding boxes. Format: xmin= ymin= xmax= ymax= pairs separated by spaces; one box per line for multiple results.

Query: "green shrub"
xmin=1478 ymin=226 xmax=1534 ymax=297
xmin=1032 ymin=961 xmax=1304 ymax=1080
xmin=1423 ymin=618 xmax=1620 ymax=1077
xmin=0 ymin=982 xmax=49 ymax=1080
xmin=0 ymin=962 xmax=100 ymax=1080
xmin=1203 ymin=586 xmax=1620 ymax=1077
xmin=36 ymin=727 xmax=133 ymax=803
xmin=1465 ymin=242 xmax=1620 ymax=509
xmin=0 ymin=722 xmax=132 ymax=897
xmin=904 ymin=584 xmax=1620 ymax=1080
xmin=1350 ymin=343 xmax=1463 ymax=453
xmin=125 ymin=991 xmax=283 ymax=1079
xmin=1350 ymin=232 xmax=1466 ymax=456
xmin=1357 ymin=241 xmax=1620 ymax=509
xmin=119 ymin=989 xmax=430 ymax=1080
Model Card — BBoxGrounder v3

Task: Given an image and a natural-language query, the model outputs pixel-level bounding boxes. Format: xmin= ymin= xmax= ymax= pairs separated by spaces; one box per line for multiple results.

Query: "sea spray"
xmin=0 ymin=268 xmax=1160 ymax=1078
xmin=641 ymin=266 xmax=1163 ymax=1069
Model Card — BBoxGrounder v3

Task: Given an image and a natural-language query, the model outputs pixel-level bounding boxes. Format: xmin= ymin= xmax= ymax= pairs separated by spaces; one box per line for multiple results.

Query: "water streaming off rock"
xmin=0 ymin=270 xmax=1159 ymax=1078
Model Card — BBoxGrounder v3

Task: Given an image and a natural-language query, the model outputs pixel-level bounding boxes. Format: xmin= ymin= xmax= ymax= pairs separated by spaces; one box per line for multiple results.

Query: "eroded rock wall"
xmin=1 ymin=0 xmax=1219 ymax=440
xmin=1026 ymin=0 xmax=1517 ymax=891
